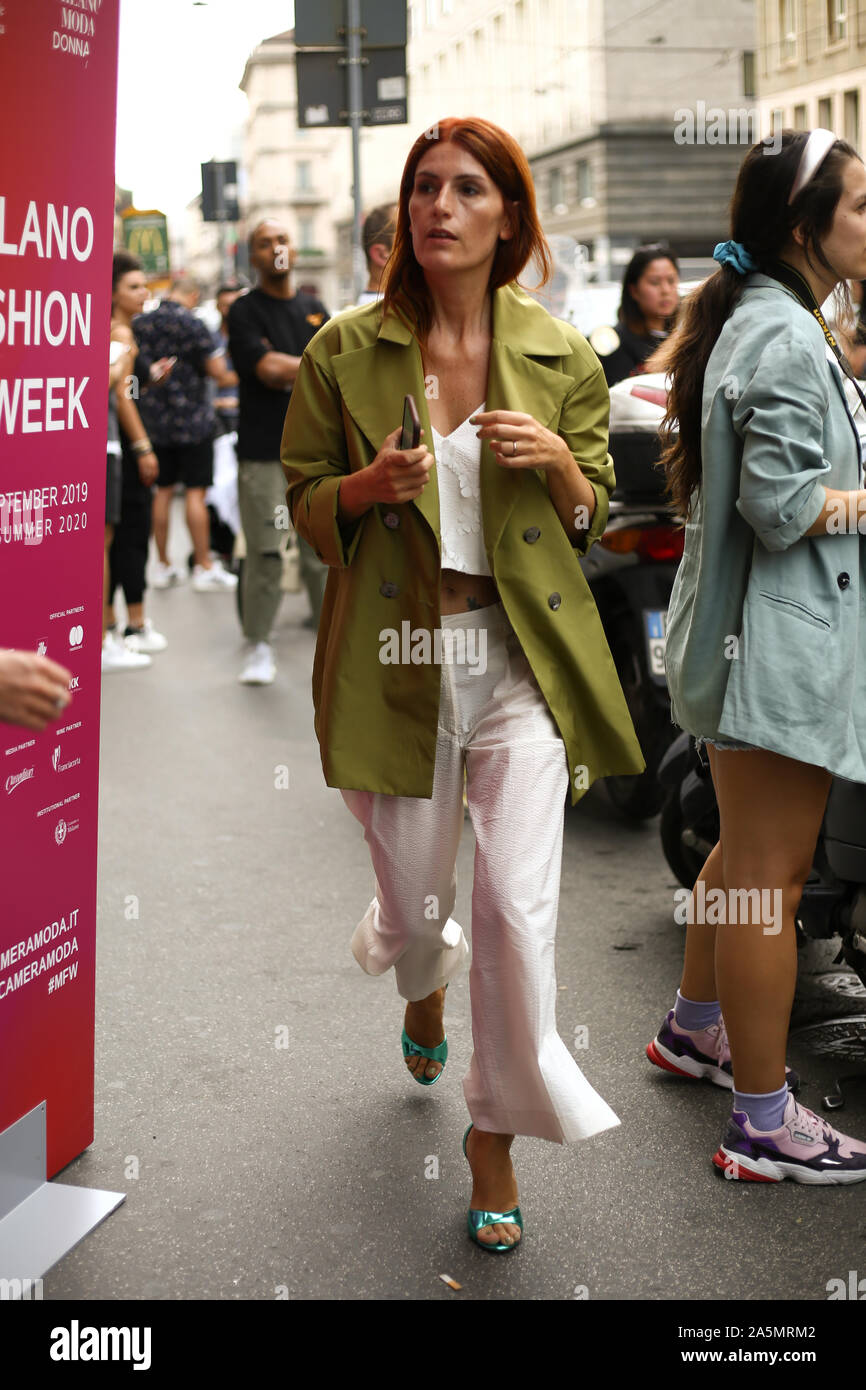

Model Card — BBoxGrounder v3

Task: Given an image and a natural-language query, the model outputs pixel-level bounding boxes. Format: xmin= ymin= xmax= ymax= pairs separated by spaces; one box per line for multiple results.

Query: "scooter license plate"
xmin=644 ymin=609 xmax=667 ymax=681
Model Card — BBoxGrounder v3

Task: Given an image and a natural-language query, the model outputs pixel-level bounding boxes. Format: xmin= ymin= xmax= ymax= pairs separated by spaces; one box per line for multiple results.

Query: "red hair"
xmin=379 ymin=116 xmax=552 ymax=342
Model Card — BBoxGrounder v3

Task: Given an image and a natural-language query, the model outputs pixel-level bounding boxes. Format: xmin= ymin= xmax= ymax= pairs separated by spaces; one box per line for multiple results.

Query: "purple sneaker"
xmin=647 ymin=1010 xmax=800 ymax=1092
xmin=714 ymin=1091 xmax=866 ymax=1183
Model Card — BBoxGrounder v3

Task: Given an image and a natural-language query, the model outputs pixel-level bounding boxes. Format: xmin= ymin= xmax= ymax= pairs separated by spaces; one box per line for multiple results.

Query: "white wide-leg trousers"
xmin=340 ymin=603 xmax=620 ymax=1145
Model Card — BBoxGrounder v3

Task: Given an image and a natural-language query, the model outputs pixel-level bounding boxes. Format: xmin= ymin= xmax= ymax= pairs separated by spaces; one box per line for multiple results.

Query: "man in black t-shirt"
xmin=228 ymin=219 xmax=330 ymax=684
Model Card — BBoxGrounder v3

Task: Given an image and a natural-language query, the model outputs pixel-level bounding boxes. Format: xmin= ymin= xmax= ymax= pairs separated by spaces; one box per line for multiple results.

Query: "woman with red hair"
xmin=283 ymin=117 xmax=643 ymax=1251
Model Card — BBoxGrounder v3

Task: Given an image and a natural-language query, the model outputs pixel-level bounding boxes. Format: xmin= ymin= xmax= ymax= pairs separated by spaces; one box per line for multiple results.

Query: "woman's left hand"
xmin=470 ymin=410 xmax=574 ymax=474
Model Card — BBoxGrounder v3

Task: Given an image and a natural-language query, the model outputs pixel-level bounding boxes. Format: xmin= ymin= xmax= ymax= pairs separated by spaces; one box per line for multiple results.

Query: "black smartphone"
xmin=400 ymin=393 xmax=421 ymax=450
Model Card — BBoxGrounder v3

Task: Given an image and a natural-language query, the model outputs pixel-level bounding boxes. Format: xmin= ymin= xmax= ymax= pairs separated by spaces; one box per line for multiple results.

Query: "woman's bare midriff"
xmin=440 ymin=568 xmax=500 ymax=615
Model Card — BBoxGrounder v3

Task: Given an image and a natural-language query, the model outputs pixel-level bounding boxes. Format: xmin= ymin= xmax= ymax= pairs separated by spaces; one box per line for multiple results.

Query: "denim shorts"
xmin=694 ymin=735 xmax=758 ymax=753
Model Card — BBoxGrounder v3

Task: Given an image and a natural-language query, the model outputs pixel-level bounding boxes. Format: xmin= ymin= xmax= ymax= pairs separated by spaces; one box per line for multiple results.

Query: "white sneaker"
xmin=192 ymin=562 xmax=238 ymax=592
xmin=151 ymin=560 xmax=184 ymax=589
xmin=238 ymin=642 xmax=275 ymax=685
xmin=121 ymin=620 xmax=168 ymax=654
xmin=101 ymin=631 xmax=152 ymax=672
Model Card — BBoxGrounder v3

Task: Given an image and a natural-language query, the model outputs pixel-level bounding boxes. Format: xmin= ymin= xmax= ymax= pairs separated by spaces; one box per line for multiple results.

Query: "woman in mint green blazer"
xmin=283 ymin=117 xmax=644 ymax=1253
xmin=649 ymin=129 xmax=866 ymax=1184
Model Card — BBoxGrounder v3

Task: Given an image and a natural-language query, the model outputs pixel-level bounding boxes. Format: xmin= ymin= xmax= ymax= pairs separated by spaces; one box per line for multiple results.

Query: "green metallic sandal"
xmin=462 ymin=1124 xmax=523 ymax=1253
xmin=401 ymin=983 xmax=448 ymax=1086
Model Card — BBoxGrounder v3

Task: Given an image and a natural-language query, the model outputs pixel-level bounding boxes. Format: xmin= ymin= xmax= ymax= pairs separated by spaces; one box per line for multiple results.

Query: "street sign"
xmin=121 ymin=208 xmax=169 ymax=276
xmin=294 ymin=0 xmax=408 ymax=299
xmin=295 ymin=0 xmax=407 ymax=48
xmin=201 ymin=160 xmax=239 ymax=223
xmin=365 ymin=51 xmax=408 ymax=123
xmin=296 ymin=47 xmax=407 ymax=127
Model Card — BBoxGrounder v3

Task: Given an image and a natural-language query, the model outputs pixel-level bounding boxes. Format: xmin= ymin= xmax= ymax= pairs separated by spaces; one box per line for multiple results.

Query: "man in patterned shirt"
xmin=135 ymin=276 xmax=239 ymax=591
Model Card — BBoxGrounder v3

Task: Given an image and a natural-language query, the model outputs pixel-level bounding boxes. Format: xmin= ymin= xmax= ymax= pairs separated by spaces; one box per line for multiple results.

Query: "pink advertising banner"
xmin=0 ymin=0 xmax=120 ymax=1177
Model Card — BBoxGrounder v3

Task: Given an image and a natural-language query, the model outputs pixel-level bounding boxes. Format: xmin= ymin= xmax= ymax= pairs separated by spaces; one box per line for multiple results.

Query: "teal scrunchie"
xmin=713 ymin=240 xmax=756 ymax=275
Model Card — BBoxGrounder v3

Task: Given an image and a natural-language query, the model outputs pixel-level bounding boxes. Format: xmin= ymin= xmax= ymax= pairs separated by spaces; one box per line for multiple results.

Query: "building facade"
xmin=239 ymin=3 xmax=760 ymax=308
xmin=239 ymin=30 xmax=345 ymax=306
xmin=756 ymin=0 xmax=866 ymax=149
xmin=181 ymin=195 xmax=223 ymax=290
xmin=405 ymin=0 xmax=759 ymax=275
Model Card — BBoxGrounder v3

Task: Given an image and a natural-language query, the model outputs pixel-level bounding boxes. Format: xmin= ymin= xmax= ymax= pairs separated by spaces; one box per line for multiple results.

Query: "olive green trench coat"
xmin=281 ymin=282 xmax=645 ymax=805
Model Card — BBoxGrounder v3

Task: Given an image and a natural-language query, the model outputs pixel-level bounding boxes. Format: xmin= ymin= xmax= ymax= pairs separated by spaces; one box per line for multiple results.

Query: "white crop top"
xmin=430 ymin=402 xmax=492 ymax=577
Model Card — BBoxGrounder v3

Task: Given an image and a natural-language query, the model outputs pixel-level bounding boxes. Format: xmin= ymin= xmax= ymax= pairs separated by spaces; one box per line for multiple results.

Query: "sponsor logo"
xmin=37 ymin=640 xmax=47 ymax=656
xmin=53 ymin=816 xmax=79 ymax=844
xmin=5 ymin=767 xmax=34 ymax=794
xmin=68 ymin=625 xmax=83 ymax=648
xmin=50 ymin=745 xmax=80 ymax=774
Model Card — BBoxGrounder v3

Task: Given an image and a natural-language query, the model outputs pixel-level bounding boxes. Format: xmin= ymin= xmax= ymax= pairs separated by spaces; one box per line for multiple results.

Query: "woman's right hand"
xmin=364 ymin=427 xmax=434 ymax=504
xmin=137 ymin=450 xmax=159 ymax=486
xmin=0 ymin=650 xmax=73 ymax=730
xmin=149 ymin=357 xmax=175 ymax=385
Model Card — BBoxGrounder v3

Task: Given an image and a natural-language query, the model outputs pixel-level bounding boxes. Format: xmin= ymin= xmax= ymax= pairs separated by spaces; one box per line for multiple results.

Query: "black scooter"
xmin=658 ymin=732 xmax=866 ymax=989
xmin=580 ymin=374 xmax=682 ymax=819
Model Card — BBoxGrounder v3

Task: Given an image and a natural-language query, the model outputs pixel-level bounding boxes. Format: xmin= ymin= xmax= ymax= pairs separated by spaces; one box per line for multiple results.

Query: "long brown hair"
xmin=379 ymin=116 xmax=552 ymax=342
xmin=659 ymin=130 xmax=860 ymax=519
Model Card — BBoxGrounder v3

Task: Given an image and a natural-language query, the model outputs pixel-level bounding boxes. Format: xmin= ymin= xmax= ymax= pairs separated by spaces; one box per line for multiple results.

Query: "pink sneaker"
xmin=647 ymin=1010 xmax=800 ymax=1092
xmin=713 ymin=1091 xmax=866 ymax=1183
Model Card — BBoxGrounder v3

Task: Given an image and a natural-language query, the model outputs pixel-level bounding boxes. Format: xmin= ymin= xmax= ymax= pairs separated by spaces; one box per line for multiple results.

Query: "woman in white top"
xmin=287 ymin=117 xmax=633 ymax=1254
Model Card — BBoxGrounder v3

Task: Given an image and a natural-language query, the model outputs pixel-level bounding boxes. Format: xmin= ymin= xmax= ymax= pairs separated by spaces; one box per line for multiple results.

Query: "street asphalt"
xmin=41 ymin=509 xmax=866 ymax=1304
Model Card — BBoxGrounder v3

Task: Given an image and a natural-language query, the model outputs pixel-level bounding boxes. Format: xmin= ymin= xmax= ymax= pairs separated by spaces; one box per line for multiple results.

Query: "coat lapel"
xmin=329 ymin=284 xmax=576 ymax=556
xmin=744 ymin=274 xmax=863 ymax=475
xmin=484 ymin=288 xmax=576 ymax=552
xmin=329 ymin=312 xmax=442 ymax=539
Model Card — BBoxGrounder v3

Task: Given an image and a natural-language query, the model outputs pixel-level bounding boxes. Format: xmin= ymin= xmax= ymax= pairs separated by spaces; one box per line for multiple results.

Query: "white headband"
xmin=788 ymin=128 xmax=837 ymax=204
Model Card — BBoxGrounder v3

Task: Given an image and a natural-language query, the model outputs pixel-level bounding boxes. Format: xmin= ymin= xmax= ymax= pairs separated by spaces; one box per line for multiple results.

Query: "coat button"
xmin=380 ymin=581 xmax=399 ymax=598
xmin=838 ymin=572 xmax=851 ymax=589
xmin=548 ymin=592 xmax=562 ymax=610
xmin=523 ymin=526 xmax=541 ymax=543
xmin=383 ymin=511 xmax=400 ymax=529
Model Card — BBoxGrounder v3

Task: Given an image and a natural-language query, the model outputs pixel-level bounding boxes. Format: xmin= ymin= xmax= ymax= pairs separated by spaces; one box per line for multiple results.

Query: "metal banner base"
xmin=0 ymin=1103 xmax=125 ymax=1294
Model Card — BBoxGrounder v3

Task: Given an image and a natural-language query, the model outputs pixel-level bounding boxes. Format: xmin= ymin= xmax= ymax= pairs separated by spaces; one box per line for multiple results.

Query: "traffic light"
xmin=201 ymin=161 xmax=239 ymax=223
